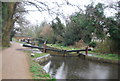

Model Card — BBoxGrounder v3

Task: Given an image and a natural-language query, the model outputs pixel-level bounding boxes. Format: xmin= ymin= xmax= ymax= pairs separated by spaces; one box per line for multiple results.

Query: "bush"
xmin=96 ymin=39 xmax=120 ymax=54
xmin=74 ymin=40 xmax=86 ymax=48
xmin=89 ymin=42 xmax=97 ymax=48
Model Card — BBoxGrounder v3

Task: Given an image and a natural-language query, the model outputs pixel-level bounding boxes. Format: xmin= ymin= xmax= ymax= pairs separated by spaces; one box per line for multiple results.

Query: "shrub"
xmin=89 ymin=42 xmax=97 ymax=48
xmin=96 ymin=38 xmax=117 ymax=54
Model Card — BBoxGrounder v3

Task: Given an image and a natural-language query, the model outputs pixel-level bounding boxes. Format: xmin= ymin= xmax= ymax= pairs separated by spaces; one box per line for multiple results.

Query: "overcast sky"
xmin=24 ymin=0 xmax=118 ymax=25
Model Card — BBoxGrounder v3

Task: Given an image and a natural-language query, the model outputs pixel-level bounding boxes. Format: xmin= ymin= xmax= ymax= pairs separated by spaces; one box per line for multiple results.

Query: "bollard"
xmin=77 ymin=51 xmax=79 ymax=53
xmin=43 ymin=41 xmax=47 ymax=53
xmin=63 ymin=50 xmax=66 ymax=57
xmin=85 ymin=46 xmax=88 ymax=56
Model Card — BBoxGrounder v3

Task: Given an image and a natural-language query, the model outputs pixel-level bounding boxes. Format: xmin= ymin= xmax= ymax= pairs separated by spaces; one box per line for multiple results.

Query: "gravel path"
xmin=2 ymin=42 xmax=32 ymax=79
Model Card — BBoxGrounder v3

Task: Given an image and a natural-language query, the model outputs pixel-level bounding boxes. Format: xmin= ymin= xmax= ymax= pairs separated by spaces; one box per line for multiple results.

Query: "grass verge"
xmin=26 ymin=51 xmax=56 ymax=81
xmin=95 ymin=53 xmax=120 ymax=61
xmin=30 ymin=59 xmax=50 ymax=79
xmin=47 ymin=44 xmax=80 ymax=50
xmin=47 ymin=44 xmax=119 ymax=61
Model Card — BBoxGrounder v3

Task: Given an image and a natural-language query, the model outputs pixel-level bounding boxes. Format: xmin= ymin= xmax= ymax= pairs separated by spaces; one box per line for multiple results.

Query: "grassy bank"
xmin=88 ymin=51 xmax=119 ymax=61
xmin=47 ymin=44 xmax=120 ymax=61
xmin=29 ymin=59 xmax=50 ymax=79
xmin=26 ymin=51 xmax=56 ymax=81
xmin=47 ymin=44 xmax=80 ymax=50
xmin=94 ymin=53 xmax=120 ymax=61
xmin=31 ymin=52 xmax=49 ymax=59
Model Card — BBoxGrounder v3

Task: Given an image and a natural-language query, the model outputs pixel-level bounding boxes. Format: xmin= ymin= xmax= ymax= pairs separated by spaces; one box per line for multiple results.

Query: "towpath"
xmin=1 ymin=42 xmax=32 ymax=79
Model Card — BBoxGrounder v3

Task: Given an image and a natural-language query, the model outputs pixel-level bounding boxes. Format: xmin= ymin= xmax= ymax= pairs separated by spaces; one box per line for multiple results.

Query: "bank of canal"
xmin=25 ymin=50 xmax=55 ymax=80
xmin=46 ymin=44 xmax=120 ymax=64
xmin=23 ymin=44 xmax=119 ymax=80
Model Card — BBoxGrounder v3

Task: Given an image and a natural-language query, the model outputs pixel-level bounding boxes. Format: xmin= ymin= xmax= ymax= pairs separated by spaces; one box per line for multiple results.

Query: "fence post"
xmin=43 ymin=41 xmax=47 ymax=53
xmin=85 ymin=46 xmax=88 ymax=56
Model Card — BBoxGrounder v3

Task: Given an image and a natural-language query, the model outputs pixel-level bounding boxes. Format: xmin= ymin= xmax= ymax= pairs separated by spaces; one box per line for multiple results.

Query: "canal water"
xmin=42 ymin=56 xmax=119 ymax=79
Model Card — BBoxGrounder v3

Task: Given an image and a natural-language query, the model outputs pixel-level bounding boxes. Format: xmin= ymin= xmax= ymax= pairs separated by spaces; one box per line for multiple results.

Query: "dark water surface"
xmin=42 ymin=56 xmax=119 ymax=79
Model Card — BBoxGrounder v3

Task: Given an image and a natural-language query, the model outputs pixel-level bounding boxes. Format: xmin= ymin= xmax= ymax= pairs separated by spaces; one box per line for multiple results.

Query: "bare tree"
xmin=2 ymin=0 xmax=84 ymax=47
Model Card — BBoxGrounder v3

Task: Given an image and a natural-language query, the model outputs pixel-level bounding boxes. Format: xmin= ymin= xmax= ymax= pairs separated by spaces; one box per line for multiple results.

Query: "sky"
xmin=24 ymin=0 xmax=118 ymax=25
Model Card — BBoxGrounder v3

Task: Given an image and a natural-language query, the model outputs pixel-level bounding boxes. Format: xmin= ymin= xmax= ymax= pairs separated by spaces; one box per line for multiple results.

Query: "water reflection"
xmin=43 ymin=56 xmax=118 ymax=79
xmin=58 ymin=62 xmax=68 ymax=79
xmin=43 ymin=61 xmax=51 ymax=73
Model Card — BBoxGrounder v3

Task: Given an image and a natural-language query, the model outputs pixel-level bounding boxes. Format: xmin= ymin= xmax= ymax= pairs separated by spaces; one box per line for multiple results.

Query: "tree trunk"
xmin=2 ymin=30 xmax=11 ymax=47
xmin=2 ymin=2 xmax=17 ymax=47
